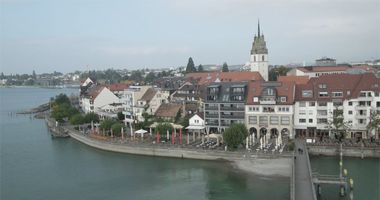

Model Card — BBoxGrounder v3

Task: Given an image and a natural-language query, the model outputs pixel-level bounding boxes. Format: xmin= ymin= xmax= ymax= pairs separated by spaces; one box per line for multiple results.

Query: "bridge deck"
xmin=294 ymin=139 xmax=317 ymax=200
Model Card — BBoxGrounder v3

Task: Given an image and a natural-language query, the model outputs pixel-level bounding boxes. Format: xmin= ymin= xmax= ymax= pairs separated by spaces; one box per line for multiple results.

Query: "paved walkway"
xmin=294 ymin=139 xmax=316 ymax=200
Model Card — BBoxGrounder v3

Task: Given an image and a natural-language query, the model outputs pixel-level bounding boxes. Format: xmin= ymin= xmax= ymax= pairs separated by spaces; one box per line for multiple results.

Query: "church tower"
xmin=250 ymin=20 xmax=269 ymax=81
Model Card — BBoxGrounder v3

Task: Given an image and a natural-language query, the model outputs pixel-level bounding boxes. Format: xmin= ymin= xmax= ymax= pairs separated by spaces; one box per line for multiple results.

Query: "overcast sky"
xmin=1 ymin=0 xmax=379 ymax=74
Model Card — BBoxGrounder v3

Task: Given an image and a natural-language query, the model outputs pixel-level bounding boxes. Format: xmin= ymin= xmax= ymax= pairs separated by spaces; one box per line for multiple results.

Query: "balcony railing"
xmin=220 ymin=115 xmax=244 ymax=119
xmin=205 ymin=106 xmax=218 ymax=110
xmin=205 ymin=114 xmax=219 ymax=118
xmin=220 ymin=106 xmax=244 ymax=111
xmin=206 ymin=122 xmax=219 ymax=126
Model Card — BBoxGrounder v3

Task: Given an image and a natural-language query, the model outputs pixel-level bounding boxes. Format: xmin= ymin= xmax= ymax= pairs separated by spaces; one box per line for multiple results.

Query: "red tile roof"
xmin=186 ymin=71 xmax=263 ymax=85
xmin=155 ymin=103 xmax=182 ymax=118
xmin=295 ymin=73 xmax=380 ymax=101
xmin=139 ymin=88 xmax=157 ymax=102
xmin=246 ymin=81 xmax=296 ymax=105
xmin=278 ymin=76 xmax=309 ymax=85
xmin=106 ymin=83 xmax=129 ymax=92
xmin=87 ymin=85 xmax=105 ymax=99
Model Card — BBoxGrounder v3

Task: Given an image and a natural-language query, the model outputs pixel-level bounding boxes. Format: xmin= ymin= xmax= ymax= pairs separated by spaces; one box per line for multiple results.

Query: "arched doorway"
xmin=270 ymin=128 xmax=279 ymax=139
xmin=259 ymin=128 xmax=267 ymax=138
xmin=249 ymin=127 xmax=258 ymax=139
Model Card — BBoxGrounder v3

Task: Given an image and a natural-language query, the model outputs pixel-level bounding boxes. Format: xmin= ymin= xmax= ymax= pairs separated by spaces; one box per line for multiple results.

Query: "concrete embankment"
xmin=308 ymin=145 xmax=380 ymax=158
xmin=67 ymin=129 xmax=292 ymax=177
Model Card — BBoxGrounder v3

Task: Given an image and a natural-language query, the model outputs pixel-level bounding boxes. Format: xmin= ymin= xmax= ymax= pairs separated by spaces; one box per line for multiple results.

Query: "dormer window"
xmin=302 ymin=90 xmax=313 ymax=97
xmin=280 ymin=97 xmax=287 ymax=102
xmin=318 ymin=84 xmax=327 ymax=89
xmin=267 ymin=88 xmax=274 ymax=95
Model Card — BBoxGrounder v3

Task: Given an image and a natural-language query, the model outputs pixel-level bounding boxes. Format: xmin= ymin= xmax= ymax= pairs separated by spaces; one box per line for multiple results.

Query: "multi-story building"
xmin=245 ymin=81 xmax=295 ymax=140
xmin=122 ymin=86 xmax=151 ymax=117
xmin=134 ymin=88 xmax=170 ymax=121
xmin=204 ymin=82 xmax=248 ymax=134
xmin=294 ymin=73 xmax=380 ymax=140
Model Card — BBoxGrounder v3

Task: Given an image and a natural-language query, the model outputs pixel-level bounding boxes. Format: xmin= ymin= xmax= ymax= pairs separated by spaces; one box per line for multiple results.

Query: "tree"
xmin=117 ymin=111 xmax=124 ymax=121
xmin=111 ymin=122 xmax=124 ymax=137
xmin=326 ymin=107 xmax=351 ymax=142
xmin=185 ymin=57 xmax=196 ymax=73
xmin=197 ymin=64 xmax=204 ymax=72
xmin=100 ymin=119 xmax=115 ymax=130
xmin=155 ymin=122 xmax=173 ymax=138
xmin=145 ymin=72 xmax=156 ymax=83
xmin=53 ymin=93 xmax=70 ymax=105
xmin=223 ymin=123 xmax=248 ymax=149
xmin=268 ymin=66 xmax=291 ymax=81
xmin=83 ymin=113 xmax=99 ymax=123
xmin=70 ymin=114 xmax=85 ymax=125
xmin=222 ymin=62 xmax=229 ymax=72
xmin=367 ymin=110 xmax=380 ymax=140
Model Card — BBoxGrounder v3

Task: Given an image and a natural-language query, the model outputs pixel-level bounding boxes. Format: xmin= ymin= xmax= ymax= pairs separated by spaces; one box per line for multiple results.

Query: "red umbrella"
xmin=156 ymin=132 xmax=160 ymax=144
xmin=179 ymin=129 xmax=182 ymax=145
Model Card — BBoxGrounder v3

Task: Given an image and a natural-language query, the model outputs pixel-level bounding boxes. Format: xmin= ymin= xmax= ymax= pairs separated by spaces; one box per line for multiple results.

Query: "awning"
xmin=185 ymin=125 xmax=205 ymax=130
xmin=135 ymin=129 xmax=148 ymax=134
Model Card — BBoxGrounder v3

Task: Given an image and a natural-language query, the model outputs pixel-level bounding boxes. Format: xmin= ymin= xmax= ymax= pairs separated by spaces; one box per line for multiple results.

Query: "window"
xmin=348 ymin=101 xmax=353 ymax=106
xmin=347 ymin=91 xmax=351 ymax=95
xmin=319 ymin=92 xmax=328 ymax=97
xmin=299 ymin=110 xmax=306 ymax=115
xmin=377 ymin=102 xmax=380 ymax=108
xmin=302 ymin=90 xmax=313 ymax=97
xmin=309 ymin=102 xmax=315 ymax=106
xmin=348 ymin=110 xmax=353 ymax=115
xmin=254 ymin=56 xmax=256 ymax=62
xmin=317 ymin=118 xmax=328 ymax=124
xmin=278 ymin=107 xmax=290 ymax=112
xmin=248 ymin=116 xmax=257 ymax=124
xmin=262 ymin=55 xmax=265 ymax=61
xmin=299 ymin=119 xmax=306 ymax=123
xmin=333 ymin=101 xmax=343 ymax=106
xmin=375 ymin=92 xmax=379 ymax=97
xmin=281 ymin=116 xmax=290 ymax=125
xmin=359 ymin=92 xmax=366 ymax=97
xmin=318 ymin=102 xmax=327 ymax=106
xmin=332 ymin=92 xmax=343 ymax=97
xmin=248 ymin=107 xmax=259 ymax=112
xmin=299 ymin=102 xmax=306 ymax=107
xmin=270 ymin=116 xmax=279 ymax=125
xmin=280 ymin=97 xmax=287 ymax=102
xmin=253 ymin=97 xmax=259 ymax=102
xmin=263 ymin=107 xmax=275 ymax=112
xmin=259 ymin=116 xmax=268 ymax=126
xmin=267 ymin=88 xmax=274 ymax=95
xmin=309 ymin=119 xmax=313 ymax=123
xmin=318 ymin=84 xmax=327 ymax=89
xmin=359 ymin=119 xmax=366 ymax=124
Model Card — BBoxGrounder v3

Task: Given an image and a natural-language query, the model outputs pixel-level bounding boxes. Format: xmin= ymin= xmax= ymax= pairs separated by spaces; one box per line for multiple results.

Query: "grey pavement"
xmin=294 ymin=139 xmax=316 ymax=200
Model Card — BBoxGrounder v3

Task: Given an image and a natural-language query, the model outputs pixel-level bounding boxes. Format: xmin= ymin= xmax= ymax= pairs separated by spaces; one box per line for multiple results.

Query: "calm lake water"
xmin=1 ymin=87 xmax=289 ymax=200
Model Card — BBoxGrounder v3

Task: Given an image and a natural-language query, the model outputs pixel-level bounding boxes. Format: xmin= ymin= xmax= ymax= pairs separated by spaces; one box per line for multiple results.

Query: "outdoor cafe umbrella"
xmin=135 ymin=129 xmax=148 ymax=139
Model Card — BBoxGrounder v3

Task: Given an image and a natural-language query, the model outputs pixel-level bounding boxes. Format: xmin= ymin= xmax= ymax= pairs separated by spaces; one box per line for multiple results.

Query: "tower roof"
xmin=251 ymin=20 xmax=268 ymax=55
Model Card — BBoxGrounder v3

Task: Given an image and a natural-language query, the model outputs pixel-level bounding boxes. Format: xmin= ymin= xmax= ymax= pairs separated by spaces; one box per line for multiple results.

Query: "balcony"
xmin=220 ymin=106 xmax=244 ymax=111
xmin=355 ymin=113 xmax=367 ymax=119
xmin=205 ymin=114 xmax=219 ymax=118
xmin=355 ymin=105 xmax=369 ymax=110
xmin=205 ymin=106 xmax=218 ymax=111
xmin=260 ymin=100 xmax=276 ymax=105
xmin=206 ymin=122 xmax=219 ymax=126
xmin=220 ymin=115 xmax=244 ymax=119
